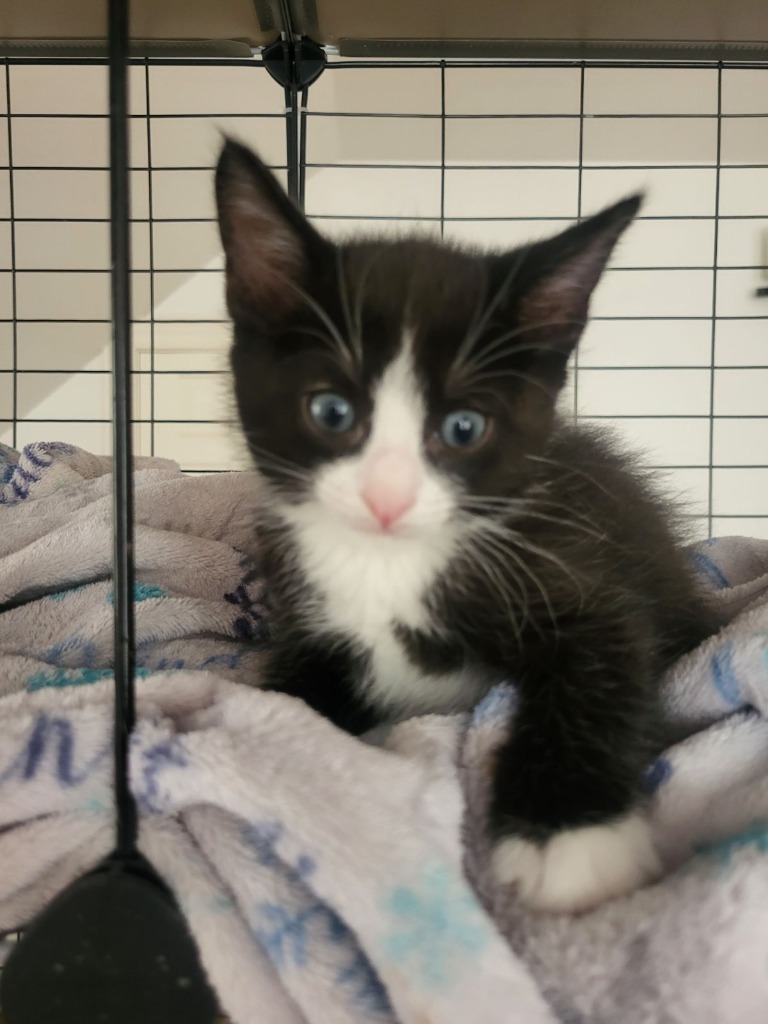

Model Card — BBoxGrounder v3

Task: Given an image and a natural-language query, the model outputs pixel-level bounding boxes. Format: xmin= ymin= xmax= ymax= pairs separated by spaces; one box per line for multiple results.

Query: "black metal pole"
xmin=282 ymin=65 xmax=299 ymax=202
xmin=277 ymin=0 xmax=299 ymax=203
xmin=2 ymin=15 xmax=221 ymax=1021
xmin=298 ymin=84 xmax=309 ymax=208
xmin=109 ymin=0 xmax=138 ymax=857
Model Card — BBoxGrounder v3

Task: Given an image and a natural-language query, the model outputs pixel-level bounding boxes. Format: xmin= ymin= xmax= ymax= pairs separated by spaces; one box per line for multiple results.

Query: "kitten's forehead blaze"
xmin=367 ymin=328 xmax=425 ymax=453
xmin=341 ymin=241 xmax=487 ymax=375
xmin=232 ymin=242 xmax=553 ymax=507
xmin=219 ymin=141 xmax=640 ymax=525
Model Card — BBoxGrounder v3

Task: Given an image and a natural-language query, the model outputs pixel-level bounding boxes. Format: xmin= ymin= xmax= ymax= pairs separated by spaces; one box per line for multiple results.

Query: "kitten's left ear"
xmin=215 ymin=138 xmax=330 ymax=323
xmin=510 ymin=194 xmax=642 ymax=359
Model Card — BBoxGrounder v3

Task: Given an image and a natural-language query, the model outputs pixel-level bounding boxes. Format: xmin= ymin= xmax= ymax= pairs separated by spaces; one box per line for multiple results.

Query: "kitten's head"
xmin=216 ymin=139 xmax=639 ymax=544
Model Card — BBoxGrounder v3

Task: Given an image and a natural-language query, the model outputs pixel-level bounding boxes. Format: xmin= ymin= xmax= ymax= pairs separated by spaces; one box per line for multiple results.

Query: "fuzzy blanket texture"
xmin=1 ymin=441 xmax=767 ymax=1024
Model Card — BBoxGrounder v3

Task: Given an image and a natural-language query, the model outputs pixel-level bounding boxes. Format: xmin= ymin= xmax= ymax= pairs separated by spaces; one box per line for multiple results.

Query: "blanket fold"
xmin=2 ymin=441 xmax=768 ymax=1024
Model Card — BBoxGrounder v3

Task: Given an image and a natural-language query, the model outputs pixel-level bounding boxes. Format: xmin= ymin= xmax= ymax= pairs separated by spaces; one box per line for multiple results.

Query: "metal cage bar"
xmin=1 ymin=53 xmax=767 ymax=536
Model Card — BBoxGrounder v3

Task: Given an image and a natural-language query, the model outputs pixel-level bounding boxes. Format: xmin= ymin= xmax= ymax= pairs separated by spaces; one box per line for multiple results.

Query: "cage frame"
xmin=1 ymin=0 xmax=768 ymax=1015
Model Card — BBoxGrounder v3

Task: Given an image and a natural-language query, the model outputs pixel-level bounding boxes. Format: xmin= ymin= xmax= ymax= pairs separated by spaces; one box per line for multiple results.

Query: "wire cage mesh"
xmin=0 ymin=40 xmax=767 ymax=1024
xmin=0 ymin=55 xmax=767 ymax=538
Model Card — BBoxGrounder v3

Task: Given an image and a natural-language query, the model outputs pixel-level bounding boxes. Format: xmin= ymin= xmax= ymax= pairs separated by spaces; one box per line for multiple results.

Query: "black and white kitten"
xmin=215 ymin=139 xmax=712 ymax=913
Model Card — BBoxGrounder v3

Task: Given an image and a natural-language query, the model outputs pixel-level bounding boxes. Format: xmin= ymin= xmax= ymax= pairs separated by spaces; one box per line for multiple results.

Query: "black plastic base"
xmin=0 ymin=852 xmax=219 ymax=1024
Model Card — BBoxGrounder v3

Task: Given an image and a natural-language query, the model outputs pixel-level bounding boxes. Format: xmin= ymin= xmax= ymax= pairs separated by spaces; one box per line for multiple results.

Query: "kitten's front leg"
xmin=490 ymin=624 xmax=663 ymax=913
xmin=261 ymin=634 xmax=382 ymax=736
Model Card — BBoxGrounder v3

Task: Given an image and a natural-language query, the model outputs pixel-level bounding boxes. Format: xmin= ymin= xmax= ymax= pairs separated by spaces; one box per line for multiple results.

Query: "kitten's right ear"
xmin=215 ymin=138 xmax=327 ymax=322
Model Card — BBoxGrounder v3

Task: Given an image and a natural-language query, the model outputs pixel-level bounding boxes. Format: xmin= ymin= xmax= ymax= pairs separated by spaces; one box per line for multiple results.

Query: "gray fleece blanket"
xmin=1 ymin=440 xmax=767 ymax=1024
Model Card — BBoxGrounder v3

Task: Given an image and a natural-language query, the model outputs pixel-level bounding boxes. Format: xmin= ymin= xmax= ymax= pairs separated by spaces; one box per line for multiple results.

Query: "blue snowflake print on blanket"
xmin=241 ymin=819 xmax=316 ymax=879
xmin=0 ymin=713 xmax=109 ymax=790
xmin=695 ymin=821 xmax=768 ymax=869
xmin=469 ymin=682 xmax=517 ymax=727
xmin=27 ymin=666 xmax=152 ymax=693
xmin=710 ymin=641 xmax=744 ymax=710
xmin=134 ymin=737 xmax=188 ymax=813
xmin=106 ymin=583 xmax=166 ymax=604
xmin=383 ymin=862 xmax=491 ymax=990
xmin=224 ymin=561 xmax=271 ymax=645
xmin=640 ymin=756 xmax=674 ymax=795
xmin=253 ymin=900 xmax=343 ymax=970
xmin=242 ymin=821 xmax=392 ymax=1018
xmin=689 ymin=549 xmax=730 ymax=590
xmin=253 ymin=899 xmax=392 ymax=1018
xmin=0 ymin=442 xmax=76 ymax=504
xmin=39 ymin=634 xmax=100 ymax=669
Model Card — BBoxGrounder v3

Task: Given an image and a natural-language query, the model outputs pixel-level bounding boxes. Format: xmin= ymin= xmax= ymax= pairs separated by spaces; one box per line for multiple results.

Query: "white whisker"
xmin=458 ymin=530 xmax=525 ymax=647
xmin=244 ymin=439 xmax=313 ymax=486
xmin=460 ymin=495 xmax=606 ymax=543
xmin=526 ymin=453 xmax=617 ymax=501
xmin=451 ymin=252 xmax=527 ymax=373
xmin=351 ymin=250 xmax=381 ymax=358
xmin=468 ymin=522 xmax=556 ymax=636
xmin=461 ymin=366 xmax=558 ymax=397
xmin=335 ymin=249 xmax=363 ymax=365
xmin=497 ymin=527 xmax=587 ymax=610
xmin=466 ymin=320 xmax=585 ymax=374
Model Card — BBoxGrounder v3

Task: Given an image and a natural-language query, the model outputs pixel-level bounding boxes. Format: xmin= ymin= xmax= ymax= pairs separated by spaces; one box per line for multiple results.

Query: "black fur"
xmin=216 ymin=138 xmax=715 ymax=846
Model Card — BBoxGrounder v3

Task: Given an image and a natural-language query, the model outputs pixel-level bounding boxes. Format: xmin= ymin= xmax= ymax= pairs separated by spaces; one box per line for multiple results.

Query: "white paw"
xmin=491 ymin=813 xmax=661 ymax=913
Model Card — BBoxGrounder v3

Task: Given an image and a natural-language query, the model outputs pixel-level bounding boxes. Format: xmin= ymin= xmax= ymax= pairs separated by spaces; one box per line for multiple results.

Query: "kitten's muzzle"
xmin=360 ymin=448 xmax=419 ymax=530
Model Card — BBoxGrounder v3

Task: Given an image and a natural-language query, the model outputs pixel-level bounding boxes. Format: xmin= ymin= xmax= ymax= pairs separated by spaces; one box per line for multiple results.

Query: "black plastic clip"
xmin=260 ymin=35 xmax=326 ymax=206
xmin=262 ymin=35 xmax=326 ymax=91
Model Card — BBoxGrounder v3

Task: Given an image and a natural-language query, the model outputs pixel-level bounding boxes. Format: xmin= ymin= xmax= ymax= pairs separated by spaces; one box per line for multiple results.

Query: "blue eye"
xmin=440 ymin=410 xmax=487 ymax=449
xmin=308 ymin=392 xmax=356 ymax=434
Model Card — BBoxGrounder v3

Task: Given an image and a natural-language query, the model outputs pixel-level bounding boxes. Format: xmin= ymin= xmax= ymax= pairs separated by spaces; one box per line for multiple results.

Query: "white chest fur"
xmin=275 ymin=328 xmax=493 ymax=716
xmin=281 ymin=507 xmax=486 ymax=716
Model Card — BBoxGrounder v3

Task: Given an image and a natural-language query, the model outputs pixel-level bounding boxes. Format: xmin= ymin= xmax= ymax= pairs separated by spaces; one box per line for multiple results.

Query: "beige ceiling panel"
xmin=299 ymin=0 xmax=768 ymax=58
xmin=0 ymin=0 xmax=277 ymax=54
xmin=1 ymin=0 xmax=767 ymax=57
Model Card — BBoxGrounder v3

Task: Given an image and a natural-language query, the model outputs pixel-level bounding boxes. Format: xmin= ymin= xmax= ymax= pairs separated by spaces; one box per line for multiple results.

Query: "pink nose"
xmin=361 ymin=449 xmax=419 ymax=529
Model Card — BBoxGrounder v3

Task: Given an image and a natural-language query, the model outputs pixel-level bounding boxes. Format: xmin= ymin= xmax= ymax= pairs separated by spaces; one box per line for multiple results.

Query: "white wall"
xmin=0 ymin=59 xmax=766 ymax=537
